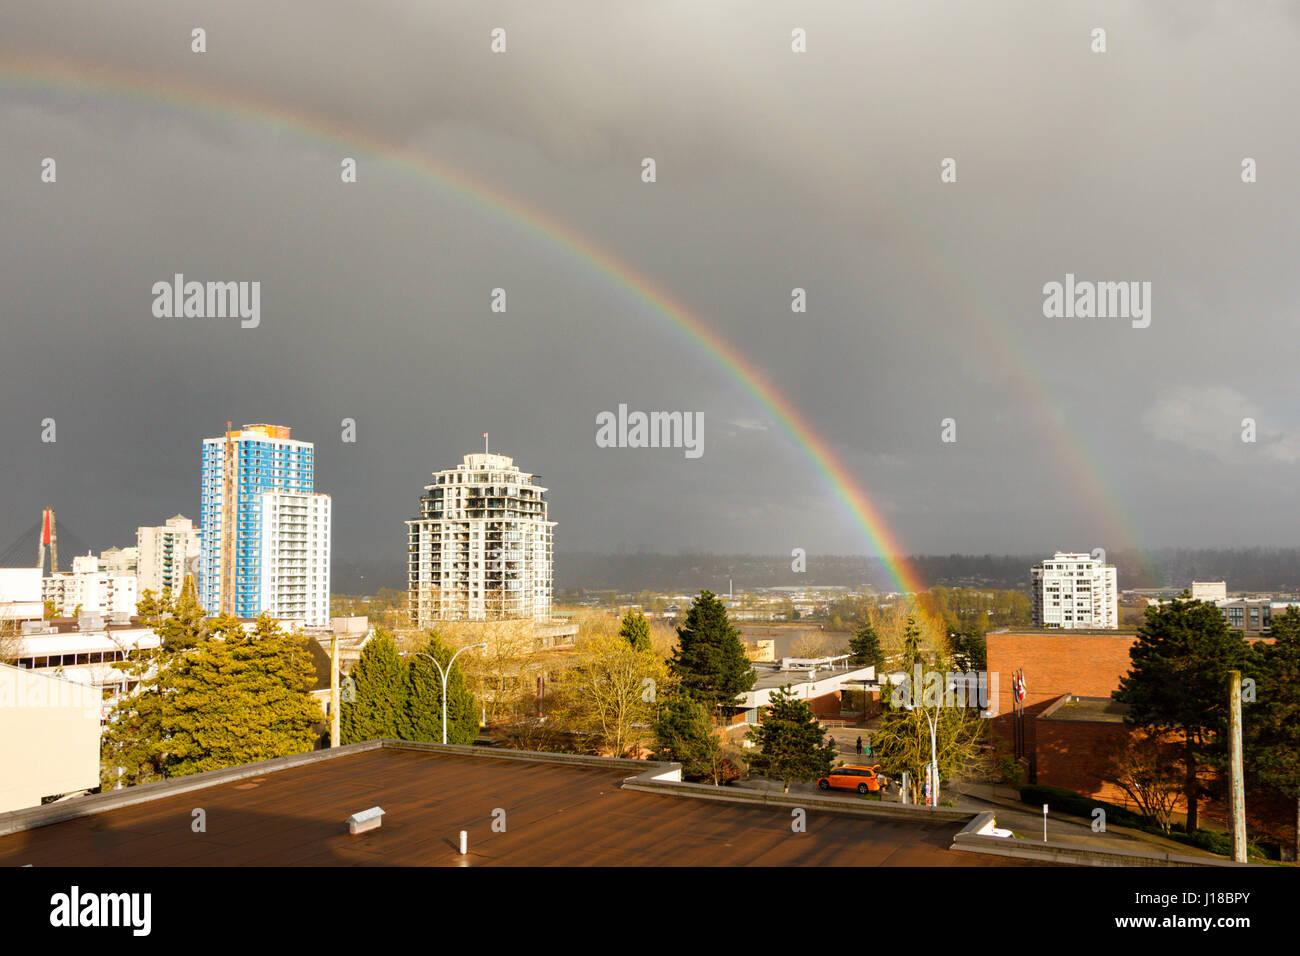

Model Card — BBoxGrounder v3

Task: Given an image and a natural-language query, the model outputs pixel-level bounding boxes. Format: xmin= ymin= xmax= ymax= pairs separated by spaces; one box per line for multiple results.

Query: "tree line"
xmin=1112 ymin=596 xmax=1300 ymax=856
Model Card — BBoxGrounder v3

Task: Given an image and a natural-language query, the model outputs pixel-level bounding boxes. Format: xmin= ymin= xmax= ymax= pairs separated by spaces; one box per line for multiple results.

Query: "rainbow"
xmin=767 ymin=103 xmax=1154 ymax=578
xmin=1 ymin=53 xmax=930 ymax=595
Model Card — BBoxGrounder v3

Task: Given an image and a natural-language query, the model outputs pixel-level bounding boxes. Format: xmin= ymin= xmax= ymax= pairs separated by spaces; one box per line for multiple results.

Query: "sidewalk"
xmin=789 ymin=722 xmax=1225 ymax=859
xmin=825 ymin=725 xmax=881 ymax=762
xmin=947 ymin=780 xmax=1220 ymax=858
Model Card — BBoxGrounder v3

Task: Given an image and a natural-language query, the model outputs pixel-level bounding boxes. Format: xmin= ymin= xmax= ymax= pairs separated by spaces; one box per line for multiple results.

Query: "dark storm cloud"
xmin=2 ymin=1 xmax=1299 ymax=582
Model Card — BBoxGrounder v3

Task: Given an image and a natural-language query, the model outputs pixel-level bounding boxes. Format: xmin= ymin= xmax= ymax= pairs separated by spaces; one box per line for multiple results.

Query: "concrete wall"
xmin=951 ymin=812 xmax=1249 ymax=867
xmin=0 ymin=663 xmax=102 ymax=812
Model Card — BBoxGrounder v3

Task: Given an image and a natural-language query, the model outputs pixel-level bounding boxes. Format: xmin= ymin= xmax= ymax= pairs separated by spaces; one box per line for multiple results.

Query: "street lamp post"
xmin=410 ymin=642 xmax=487 ymax=744
xmin=924 ymin=708 xmax=939 ymax=806
xmin=906 ymin=701 xmax=939 ymax=807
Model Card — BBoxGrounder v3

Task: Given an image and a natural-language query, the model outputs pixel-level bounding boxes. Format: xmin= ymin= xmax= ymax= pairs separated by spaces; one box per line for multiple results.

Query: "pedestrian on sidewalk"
xmin=855 ymin=736 xmax=863 ymax=757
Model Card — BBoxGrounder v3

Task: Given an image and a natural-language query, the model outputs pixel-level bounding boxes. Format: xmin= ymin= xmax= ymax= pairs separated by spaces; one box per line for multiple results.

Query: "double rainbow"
xmin=5 ymin=52 xmax=1138 ymax=598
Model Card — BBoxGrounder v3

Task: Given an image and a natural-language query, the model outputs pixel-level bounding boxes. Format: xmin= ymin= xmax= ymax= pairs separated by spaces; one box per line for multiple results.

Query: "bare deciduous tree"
xmin=790 ymin=633 xmax=829 ymax=659
xmin=432 ymin=619 xmax=547 ymax=723
xmin=0 ymin=616 xmax=25 ymax=665
xmin=1110 ymin=734 xmax=1185 ymax=834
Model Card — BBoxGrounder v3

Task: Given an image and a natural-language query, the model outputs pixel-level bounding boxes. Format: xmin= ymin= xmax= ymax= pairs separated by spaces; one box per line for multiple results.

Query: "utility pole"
xmin=330 ymin=633 xmax=341 ymax=748
xmin=1229 ymin=669 xmax=1247 ymax=863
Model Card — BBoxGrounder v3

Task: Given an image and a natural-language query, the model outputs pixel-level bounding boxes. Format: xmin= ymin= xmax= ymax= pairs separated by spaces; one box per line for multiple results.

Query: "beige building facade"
xmin=0 ymin=663 xmax=102 ymax=812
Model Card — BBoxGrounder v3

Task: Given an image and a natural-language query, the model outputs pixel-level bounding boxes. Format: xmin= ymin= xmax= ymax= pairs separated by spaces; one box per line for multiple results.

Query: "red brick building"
xmin=985 ymin=628 xmax=1293 ymax=851
xmin=985 ymin=628 xmax=1137 ymax=774
xmin=1033 ymin=695 xmax=1135 ymax=805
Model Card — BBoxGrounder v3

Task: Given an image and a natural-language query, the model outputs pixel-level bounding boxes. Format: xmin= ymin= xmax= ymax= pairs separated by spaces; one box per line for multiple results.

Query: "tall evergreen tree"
xmin=949 ymin=630 xmax=987 ymax=672
xmin=399 ymin=632 xmax=478 ymax=745
xmin=652 ymin=692 xmax=727 ymax=783
xmin=848 ymin=617 xmax=883 ymax=670
xmin=101 ymin=614 xmax=320 ymax=785
xmin=1244 ymin=605 xmax=1300 ymax=858
xmin=134 ymin=576 xmax=210 ymax=651
xmin=341 ymin=630 xmax=405 ymax=743
xmin=1114 ymin=597 xmax=1250 ymax=833
xmin=669 ymin=590 xmax=756 ymax=722
xmin=619 ymin=608 xmax=653 ymax=653
xmin=745 ymin=686 xmax=837 ymax=793
xmin=161 ymin=615 xmax=320 ymax=776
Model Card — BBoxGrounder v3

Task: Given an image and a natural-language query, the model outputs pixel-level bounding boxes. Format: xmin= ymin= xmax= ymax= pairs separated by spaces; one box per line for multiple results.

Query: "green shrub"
xmin=997 ymin=755 xmax=1026 ymax=787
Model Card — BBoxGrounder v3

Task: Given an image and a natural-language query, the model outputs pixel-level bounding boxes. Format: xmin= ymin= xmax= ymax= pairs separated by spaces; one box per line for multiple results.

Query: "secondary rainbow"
xmin=1 ymin=53 xmax=927 ymax=595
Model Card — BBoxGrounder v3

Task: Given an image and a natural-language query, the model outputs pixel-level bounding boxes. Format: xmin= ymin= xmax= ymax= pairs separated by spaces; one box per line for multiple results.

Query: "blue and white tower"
xmin=199 ymin=423 xmax=330 ymax=625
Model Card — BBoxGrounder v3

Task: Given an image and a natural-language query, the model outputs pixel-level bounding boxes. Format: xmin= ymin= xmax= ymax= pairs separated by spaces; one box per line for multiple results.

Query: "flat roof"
xmin=988 ymin=628 xmax=1138 ymax=637
xmin=1040 ymin=695 xmax=1130 ymax=724
xmin=751 ymin=661 xmax=870 ymax=692
xmin=0 ymin=747 xmax=1033 ymax=867
xmin=17 ymin=630 xmax=159 ymax=655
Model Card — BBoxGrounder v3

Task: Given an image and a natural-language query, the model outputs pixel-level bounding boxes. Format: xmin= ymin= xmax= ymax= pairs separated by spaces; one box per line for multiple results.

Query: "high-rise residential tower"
xmin=407 ymin=452 xmax=554 ymax=627
xmin=136 ymin=515 xmax=201 ymax=601
xmin=1030 ymin=551 xmax=1118 ymax=629
xmin=199 ymin=423 xmax=331 ymax=626
xmin=42 ymin=553 xmax=138 ymax=619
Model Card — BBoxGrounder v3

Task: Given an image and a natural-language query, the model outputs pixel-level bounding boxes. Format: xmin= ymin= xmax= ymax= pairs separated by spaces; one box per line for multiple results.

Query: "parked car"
xmin=817 ymin=764 xmax=887 ymax=794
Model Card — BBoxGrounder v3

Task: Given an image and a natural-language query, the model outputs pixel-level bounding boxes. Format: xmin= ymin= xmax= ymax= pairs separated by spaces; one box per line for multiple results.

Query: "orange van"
xmin=817 ymin=764 xmax=887 ymax=794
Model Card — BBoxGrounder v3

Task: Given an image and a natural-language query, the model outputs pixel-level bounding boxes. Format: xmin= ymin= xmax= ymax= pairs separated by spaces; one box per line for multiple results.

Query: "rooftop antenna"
xmin=483 ymin=431 xmax=489 ymax=455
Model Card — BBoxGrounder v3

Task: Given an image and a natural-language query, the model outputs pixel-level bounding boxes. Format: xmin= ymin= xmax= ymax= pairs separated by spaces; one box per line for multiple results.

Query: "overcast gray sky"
xmin=2 ymin=1 xmax=1299 ymax=581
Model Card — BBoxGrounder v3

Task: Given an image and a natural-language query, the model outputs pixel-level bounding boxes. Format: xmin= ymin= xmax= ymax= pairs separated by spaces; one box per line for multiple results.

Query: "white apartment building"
xmin=1191 ymin=581 xmax=1228 ymax=604
xmin=99 ymin=546 xmax=138 ymax=577
xmin=1031 ymin=551 xmax=1118 ymax=629
xmin=407 ymin=452 xmax=554 ymax=626
xmin=43 ymin=554 xmax=138 ymax=619
xmin=258 ymin=491 xmax=331 ymax=627
xmin=137 ymin=515 xmax=201 ymax=601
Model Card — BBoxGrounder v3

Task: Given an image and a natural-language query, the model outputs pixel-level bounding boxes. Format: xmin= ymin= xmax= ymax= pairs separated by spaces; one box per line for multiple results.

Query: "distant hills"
xmin=331 ymin=547 xmax=1300 ymax=596
xmin=550 ymin=549 xmax=1300 ymax=595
